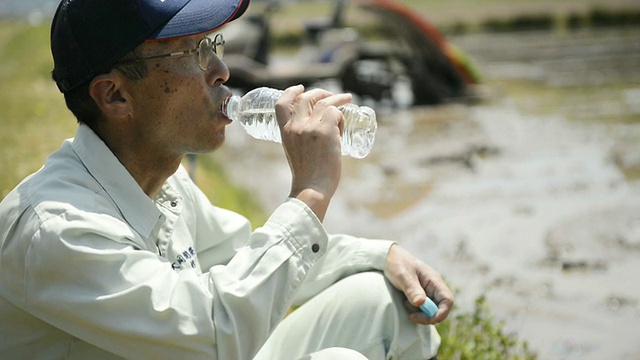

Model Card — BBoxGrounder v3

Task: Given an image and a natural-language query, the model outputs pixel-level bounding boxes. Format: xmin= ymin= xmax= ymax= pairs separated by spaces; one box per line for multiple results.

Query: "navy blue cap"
xmin=51 ymin=0 xmax=249 ymax=93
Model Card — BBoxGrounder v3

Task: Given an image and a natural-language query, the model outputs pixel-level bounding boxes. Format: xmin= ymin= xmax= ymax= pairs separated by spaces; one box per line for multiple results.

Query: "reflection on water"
xmin=218 ymin=28 xmax=640 ymax=359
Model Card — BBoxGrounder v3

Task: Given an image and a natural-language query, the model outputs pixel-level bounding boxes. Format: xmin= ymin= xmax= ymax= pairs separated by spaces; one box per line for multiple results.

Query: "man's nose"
xmin=206 ymin=55 xmax=230 ymax=86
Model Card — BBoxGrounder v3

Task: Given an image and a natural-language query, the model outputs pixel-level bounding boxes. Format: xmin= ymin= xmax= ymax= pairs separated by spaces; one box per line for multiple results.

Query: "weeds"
xmin=437 ymin=295 xmax=538 ymax=359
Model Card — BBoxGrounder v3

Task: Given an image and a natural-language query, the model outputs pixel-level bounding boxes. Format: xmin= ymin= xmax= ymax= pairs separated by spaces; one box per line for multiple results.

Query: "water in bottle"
xmin=223 ymin=87 xmax=377 ymax=158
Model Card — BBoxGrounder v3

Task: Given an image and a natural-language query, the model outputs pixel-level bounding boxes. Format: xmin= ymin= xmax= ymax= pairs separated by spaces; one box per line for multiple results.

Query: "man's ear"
xmin=89 ymin=71 xmax=131 ymax=119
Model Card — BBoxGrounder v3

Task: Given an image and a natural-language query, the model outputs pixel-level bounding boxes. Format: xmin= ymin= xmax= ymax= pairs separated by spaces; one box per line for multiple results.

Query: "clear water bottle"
xmin=223 ymin=87 xmax=377 ymax=158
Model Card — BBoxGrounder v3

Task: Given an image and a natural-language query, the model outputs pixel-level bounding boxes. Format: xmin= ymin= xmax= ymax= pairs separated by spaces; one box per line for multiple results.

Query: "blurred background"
xmin=2 ymin=0 xmax=640 ymax=358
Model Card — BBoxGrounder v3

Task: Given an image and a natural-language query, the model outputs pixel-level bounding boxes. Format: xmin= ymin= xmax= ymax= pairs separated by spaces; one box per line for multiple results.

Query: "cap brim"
xmin=150 ymin=0 xmax=249 ymax=40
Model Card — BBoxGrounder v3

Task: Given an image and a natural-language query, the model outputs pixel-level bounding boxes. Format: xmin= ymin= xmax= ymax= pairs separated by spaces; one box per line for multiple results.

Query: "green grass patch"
xmin=0 ymin=21 xmax=76 ymax=197
xmin=438 ymin=295 xmax=537 ymax=359
xmin=481 ymin=14 xmax=556 ymax=32
xmin=589 ymin=7 xmax=640 ymax=28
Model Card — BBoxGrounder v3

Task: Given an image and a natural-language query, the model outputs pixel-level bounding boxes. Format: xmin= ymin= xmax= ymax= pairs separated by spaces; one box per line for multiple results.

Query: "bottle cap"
xmin=420 ymin=297 xmax=438 ymax=317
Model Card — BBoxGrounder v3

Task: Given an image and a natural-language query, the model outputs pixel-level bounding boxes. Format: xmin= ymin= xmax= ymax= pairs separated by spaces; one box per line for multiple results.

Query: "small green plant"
xmin=437 ymin=295 xmax=537 ymax=360
xmin=589 ymin=8 xmax=640 ymax=27
xmin=481 ymin=14 xmax=554 ymax=32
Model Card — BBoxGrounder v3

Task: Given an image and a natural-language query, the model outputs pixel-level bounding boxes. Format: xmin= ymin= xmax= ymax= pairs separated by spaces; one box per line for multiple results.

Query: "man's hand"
xmin=275 ymin=85 xmax=352 ymax=221
xmin=384 ymin=244 xmax=454 ymax=325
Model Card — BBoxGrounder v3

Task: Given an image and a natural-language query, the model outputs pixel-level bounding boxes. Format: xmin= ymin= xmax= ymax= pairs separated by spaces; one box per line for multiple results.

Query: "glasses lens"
xmin=198 ymin=37 xmax=213 ymax=71
xmin=197 ymin=34 xmax=224 ymax=71
xmin=213 ymin=33 xmax=225 ymax=59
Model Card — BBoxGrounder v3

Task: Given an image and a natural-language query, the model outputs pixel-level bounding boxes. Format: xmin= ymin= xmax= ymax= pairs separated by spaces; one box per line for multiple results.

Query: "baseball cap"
xmin=51 ymin=0 xmax=250 ymax=93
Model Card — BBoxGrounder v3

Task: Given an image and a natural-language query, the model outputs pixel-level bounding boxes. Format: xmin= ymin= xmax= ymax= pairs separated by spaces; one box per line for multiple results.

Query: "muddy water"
xmin=216 ymin=28 xmax=640 ymax=359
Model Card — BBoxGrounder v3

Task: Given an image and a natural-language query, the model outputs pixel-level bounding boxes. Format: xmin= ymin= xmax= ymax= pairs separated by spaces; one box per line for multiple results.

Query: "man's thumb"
xmin=406 ymin=285 xmax=426 ymax=307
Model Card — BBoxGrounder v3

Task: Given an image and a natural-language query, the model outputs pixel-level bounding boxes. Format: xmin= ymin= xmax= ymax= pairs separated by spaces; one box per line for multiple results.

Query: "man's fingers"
xmin=312 ymin=92 xmax=353 ymax=109
xmin=405 ymin=282 xmax=427 ymax=308
xmin=275 ymin=85 xmax=305 ymax=127
xmin=384 ymin=244 xmax=455 ymax=325
xmin=280 ymin=84 xmax=305 ymax=98
xmin=275 ymin=86 xmax=352 ymax=131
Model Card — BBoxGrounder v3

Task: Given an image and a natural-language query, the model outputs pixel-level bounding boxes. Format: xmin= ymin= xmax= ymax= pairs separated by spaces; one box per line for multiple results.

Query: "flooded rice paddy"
xmin=217 ymin=27 xmax=640 ymax=359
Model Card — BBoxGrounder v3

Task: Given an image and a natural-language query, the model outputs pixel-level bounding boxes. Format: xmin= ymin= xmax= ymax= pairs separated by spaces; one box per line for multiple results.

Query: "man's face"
xmin=123 ymin=34 xmax=232 ymax=158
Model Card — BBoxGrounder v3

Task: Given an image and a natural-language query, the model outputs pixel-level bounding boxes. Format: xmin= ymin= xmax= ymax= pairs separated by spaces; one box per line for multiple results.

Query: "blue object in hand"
xmin=420 ymin=297 xmax=438 ymax=317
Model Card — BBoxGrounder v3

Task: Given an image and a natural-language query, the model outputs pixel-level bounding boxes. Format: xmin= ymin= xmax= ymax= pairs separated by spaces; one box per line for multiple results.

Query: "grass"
xmin=437 ymin=295 xmax=537 ymax=360
xmin=0 ymin=21 xmax=75 ymax=198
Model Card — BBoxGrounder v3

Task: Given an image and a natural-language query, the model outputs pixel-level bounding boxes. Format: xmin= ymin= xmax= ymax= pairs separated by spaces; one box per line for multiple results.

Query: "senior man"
xmin=0 ymin=0 xmax=453 ymax=359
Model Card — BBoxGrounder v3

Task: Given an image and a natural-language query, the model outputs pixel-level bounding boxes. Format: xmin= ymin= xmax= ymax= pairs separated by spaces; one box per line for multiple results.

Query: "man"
xmin=0 ymin=0 xmax=453 ymax=359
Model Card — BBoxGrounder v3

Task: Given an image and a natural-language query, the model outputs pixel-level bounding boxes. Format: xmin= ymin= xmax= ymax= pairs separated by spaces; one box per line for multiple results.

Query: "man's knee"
xmin=336 ymin=271 xmax=399 ymax=312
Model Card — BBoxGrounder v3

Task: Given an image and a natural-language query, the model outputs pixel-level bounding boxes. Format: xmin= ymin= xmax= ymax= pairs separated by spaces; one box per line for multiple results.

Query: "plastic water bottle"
xmin=223 ymin=87 xmax=377 ymax=158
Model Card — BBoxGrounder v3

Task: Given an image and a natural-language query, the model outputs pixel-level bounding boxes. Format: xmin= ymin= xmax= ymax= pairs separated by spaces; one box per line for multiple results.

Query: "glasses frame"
xmin=113 ymin=33 xmax=225 ymax=71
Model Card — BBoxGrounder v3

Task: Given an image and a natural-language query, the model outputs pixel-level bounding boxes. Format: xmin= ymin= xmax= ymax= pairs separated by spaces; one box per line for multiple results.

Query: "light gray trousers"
xmin=254 ymin=271 xmax=440 ymax=360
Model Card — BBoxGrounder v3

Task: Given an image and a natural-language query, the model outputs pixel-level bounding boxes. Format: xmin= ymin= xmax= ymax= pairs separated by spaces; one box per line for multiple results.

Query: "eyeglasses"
xmin=113 ymin=33 xmax=225 ymax=71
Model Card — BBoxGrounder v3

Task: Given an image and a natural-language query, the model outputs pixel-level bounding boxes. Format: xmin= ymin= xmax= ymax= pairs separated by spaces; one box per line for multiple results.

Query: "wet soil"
xmin=216 ymin=27 xmax=640 ymax=359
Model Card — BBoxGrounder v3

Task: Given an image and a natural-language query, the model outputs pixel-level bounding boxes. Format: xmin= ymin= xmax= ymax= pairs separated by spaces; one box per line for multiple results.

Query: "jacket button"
xmin=312 ymin=243 xmax=320 ymax=253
